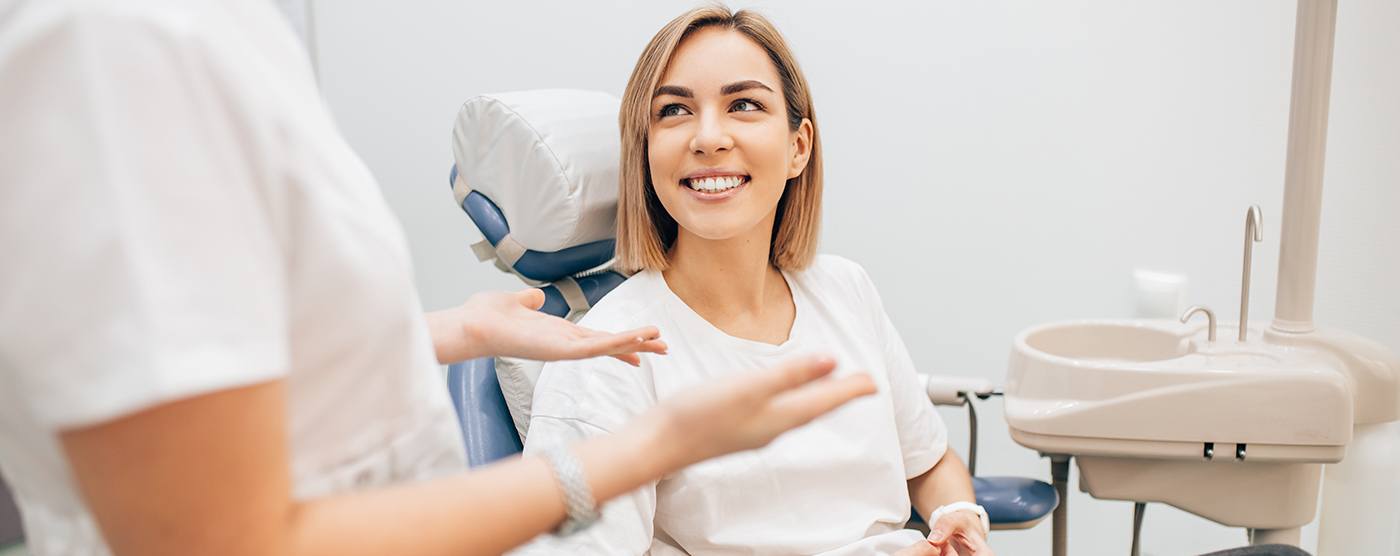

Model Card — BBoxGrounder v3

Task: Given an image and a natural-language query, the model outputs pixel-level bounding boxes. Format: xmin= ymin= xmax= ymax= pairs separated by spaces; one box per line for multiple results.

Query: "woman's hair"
xmin=615 ymin=5 xmax=822 ymax=272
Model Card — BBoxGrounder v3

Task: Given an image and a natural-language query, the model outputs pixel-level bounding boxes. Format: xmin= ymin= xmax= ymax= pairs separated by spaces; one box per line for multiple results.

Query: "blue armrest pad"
xmin=973 ymin=476 xmax=1059 ymax=525
xmin=909 ymin=476 xmax=1059 ymax=526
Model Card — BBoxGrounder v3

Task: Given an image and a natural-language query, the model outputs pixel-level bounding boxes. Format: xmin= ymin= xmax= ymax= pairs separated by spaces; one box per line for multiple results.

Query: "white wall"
xmin=313 ymin=1 xmax=1399 ymax=554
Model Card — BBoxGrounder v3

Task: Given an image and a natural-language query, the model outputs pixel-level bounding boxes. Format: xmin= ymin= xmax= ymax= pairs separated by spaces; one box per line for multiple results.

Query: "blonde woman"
xmin=516 ymin=6 xmax=993 ymax=556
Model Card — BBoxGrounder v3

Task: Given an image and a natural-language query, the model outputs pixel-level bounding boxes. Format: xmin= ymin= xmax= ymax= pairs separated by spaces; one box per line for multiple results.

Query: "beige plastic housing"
xmin=1004 ymin=319 xmax=1361 ymax=529
xmin=1007 ymin=320 xmax=1353 ymax=460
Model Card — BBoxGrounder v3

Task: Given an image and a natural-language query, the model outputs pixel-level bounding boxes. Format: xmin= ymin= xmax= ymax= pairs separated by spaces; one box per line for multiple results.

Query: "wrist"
xmin=427 ymin=305 xmax=484 ymax=363
xmin=570 ymin=412 xmax=679 ymax=507
xmin=929 ymin=501 xmax=990 ymax=537
xmin=627 ymin=407 xmax=687 ymax=477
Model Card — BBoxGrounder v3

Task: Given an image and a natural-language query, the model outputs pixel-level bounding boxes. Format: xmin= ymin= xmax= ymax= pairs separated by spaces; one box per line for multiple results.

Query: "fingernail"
xmin=928 ymin=531 xmax=944 ymax=542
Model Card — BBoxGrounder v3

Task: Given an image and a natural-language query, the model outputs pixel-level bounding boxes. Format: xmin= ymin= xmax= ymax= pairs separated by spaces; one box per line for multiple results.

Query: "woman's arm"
xmin=908 ymin=451 xmax=993 ymax=554
xmin=907 ymin=450 xmax=976 ymax=520
xmin=426 ymin=289 xmax=667 ymax=366
xmin=61 ymin=355 xmax=873 ymax=556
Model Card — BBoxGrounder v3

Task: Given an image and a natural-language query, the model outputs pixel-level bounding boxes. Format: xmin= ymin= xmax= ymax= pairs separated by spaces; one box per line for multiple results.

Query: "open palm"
xmin=459 ymin=289 xmax=667 ymax=366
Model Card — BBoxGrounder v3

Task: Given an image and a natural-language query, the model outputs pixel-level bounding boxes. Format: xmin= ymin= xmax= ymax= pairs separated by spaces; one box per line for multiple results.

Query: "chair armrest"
xmin=919 ymin=374 xmax=997 ymax=406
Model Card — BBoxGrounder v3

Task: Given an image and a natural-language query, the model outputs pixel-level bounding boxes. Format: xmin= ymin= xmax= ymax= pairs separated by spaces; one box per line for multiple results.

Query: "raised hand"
xmin=430 ymin=289 xmax=667 ymax=365
xmin=647 ymin=354 xmax=877 ymax=468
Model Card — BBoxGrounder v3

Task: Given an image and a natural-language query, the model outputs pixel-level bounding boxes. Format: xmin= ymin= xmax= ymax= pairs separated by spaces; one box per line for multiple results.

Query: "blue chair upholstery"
xmin=538 ymin=270 xmax=627 ymax=318
xmin=907 ymin=476 xmax=1058 ymax=530
xmin=451 ymin=165 xmax=615 ymax=283
xmin=972 ymin=476 xmax=1059 ymax=528
xmin=446 ymin=357 xmax=522 ymax=467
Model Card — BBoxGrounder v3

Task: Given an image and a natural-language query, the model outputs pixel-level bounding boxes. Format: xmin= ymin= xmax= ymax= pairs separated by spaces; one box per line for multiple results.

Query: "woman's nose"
xmin=689 ymin=112 xmax=734 ymax=155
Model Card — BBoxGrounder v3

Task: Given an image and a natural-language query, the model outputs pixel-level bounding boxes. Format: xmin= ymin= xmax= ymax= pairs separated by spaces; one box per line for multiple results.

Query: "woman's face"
xmin=647 ymin=27 xmax=812 ymax=244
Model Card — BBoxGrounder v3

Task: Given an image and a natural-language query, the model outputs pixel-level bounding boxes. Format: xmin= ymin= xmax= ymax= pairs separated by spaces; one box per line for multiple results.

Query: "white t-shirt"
xmin=514 ymin=255 xmax=948 ymax=555
xmin=0 ymin=1 xmax=465 ymax=553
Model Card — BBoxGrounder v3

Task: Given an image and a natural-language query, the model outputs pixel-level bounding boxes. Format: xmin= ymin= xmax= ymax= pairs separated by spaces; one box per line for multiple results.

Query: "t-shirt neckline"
xmin=647 ymin=267 xmax=806 ymax=355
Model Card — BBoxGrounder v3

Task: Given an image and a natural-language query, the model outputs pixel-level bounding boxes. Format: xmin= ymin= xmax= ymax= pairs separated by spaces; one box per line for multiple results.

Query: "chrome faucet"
xmin=1239 ymin=205 xmax=1263 ymax=342
xmin=1181 ymin=305 xmax=1217 ymax=342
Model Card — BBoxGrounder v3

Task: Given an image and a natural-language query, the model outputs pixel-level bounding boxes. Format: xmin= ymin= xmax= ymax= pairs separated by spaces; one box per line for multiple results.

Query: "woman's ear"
xmin=787 ymin=118 xmax=814 ymax=179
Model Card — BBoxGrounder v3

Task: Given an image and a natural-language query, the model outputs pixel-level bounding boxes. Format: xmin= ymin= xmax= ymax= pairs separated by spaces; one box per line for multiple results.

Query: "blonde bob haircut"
xmin=615 ymin=5 xmax=822 ymax=272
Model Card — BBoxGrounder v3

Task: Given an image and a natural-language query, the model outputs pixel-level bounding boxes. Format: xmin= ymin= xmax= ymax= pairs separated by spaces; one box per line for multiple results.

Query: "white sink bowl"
xmin=1023 ymin=321 xmax=1190 ymax=363
xmin=1003 ymin=319 xmax=1358 ymax=529
xmin=1006 ymin=319 xmax=1353 ymax=463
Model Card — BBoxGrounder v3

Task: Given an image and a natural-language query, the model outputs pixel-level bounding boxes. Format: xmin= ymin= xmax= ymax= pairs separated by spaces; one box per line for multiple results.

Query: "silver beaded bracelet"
xmin=540 ymin=445 xmax=599 ymax=535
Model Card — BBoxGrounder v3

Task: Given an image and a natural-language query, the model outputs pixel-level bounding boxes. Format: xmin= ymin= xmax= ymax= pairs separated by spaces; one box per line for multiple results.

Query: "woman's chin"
xmin=675 ymin=220 xmax=759 ymax=243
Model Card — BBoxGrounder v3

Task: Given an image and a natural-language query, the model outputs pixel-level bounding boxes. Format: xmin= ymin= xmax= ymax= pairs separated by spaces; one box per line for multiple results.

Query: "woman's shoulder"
xmin=793 ymin=253 xmax=879 ymax=294
xmin=570 ymin=269 xmax=669 ymax=330
xmin=532 ymin=272 xmax=668 ymax=426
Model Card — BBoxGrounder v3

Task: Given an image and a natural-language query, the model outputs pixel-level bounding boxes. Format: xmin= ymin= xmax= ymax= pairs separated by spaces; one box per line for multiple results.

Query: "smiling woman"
xmin=512 ymin=5 xmax=992 ymax=556
xmin=616 ymin=7 xmax=821 ymax=273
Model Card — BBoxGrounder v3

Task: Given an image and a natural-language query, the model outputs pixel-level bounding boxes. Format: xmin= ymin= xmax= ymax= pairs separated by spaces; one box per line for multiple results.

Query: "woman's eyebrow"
xmin=653 ymin=81 xmax=775 ymax=99
xmin=654 ymin=85 xmax=693 ymax=98
xmin=720 ymin=80 xmax=774 ymax=95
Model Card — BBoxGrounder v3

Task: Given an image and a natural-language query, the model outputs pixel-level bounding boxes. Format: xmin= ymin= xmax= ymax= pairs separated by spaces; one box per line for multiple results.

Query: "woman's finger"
xmin=950 ymin=535 xmax=975 ymax=556
xmin=514 ymin=288 xmax=547 ymax=311
xmin=892 ymin=541 xmax=940 ymax=556
xmin=637 ymin=339 xmax=668 ymax=355
xmin=746 ymin=354 xmax=838 ymax=398
xmin=763 ymin=373 xmax=876 ymax=430
xmin=610 ymin=353 xmax=642 ymax=367
xmin=608 ymin=326 xmax=661 ymax=342
xmin=961 ymin=529 xmax=993 ymax=555
xmin=574 ymin=329 xmax=664 ymax=358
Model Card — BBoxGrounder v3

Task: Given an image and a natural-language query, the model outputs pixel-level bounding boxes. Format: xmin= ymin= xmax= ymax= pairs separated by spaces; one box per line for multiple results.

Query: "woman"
xmin=516 ymin=6 xmax=993 ymax=556
xmin=0 ymin=1 xmax=874 ymax=555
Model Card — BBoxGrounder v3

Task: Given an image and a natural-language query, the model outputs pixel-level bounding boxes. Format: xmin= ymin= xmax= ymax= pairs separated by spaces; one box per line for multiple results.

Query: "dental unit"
xmin=1003 ymin=1 xmax=1399 ymax=554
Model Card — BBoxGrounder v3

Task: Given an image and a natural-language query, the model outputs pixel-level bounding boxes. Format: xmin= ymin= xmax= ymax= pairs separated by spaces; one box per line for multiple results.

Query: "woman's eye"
xmin=731 ymin=99 xmax=763 ymax=112
xmin=658 ymin=104 xmax=691 ymax=118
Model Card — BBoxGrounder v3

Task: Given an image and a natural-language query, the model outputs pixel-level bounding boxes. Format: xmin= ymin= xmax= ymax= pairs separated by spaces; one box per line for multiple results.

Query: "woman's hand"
xmin=428 ymin=288 xmax=667 ymax=365
xmin=642 ymin=354 xmax=877 ymax=470
xmin=893 ymin=541 xmax=940 ymax=556
xmin=926 ymin=510 xmax=995 ymax=555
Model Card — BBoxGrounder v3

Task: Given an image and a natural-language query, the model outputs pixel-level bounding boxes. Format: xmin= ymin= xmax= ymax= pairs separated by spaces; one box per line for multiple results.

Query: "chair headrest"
xmin=449 ymin=89 xmax=621 ymax=284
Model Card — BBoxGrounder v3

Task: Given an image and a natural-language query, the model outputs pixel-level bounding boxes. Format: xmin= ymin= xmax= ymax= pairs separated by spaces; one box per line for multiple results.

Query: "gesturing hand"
xmin=649 ymin=355 xmax=877 ymax=469
xmin=432 ymin=289 xmax=668 ymax=365
xmin=927 ymin=510 xmax=995 ymax=556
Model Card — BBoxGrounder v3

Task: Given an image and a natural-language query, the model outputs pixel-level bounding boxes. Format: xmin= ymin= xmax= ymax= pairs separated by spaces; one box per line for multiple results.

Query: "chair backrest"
xmin=445 ymin=90 xmax=629 ymax=463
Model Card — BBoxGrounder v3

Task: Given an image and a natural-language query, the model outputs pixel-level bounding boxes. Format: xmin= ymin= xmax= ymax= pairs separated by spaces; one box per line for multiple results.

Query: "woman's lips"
xmin=680 ymin=175 xmax=749 ymax=202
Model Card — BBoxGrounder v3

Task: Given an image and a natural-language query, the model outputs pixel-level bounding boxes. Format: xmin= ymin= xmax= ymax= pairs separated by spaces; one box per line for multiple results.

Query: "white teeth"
xmin=686 ymin=175 xmax=745 ymax=192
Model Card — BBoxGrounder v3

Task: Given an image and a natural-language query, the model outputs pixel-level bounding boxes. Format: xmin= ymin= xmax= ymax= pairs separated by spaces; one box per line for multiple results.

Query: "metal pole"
xmin=1051 ymin=456 xmax=1070 ymax=556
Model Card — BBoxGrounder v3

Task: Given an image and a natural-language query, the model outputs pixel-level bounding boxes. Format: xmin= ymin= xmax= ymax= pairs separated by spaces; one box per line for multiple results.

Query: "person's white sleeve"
xmin=509 ymin=356 xmax=659 ymax=554
xmin=0 ymin=12 xmax=288 ymax=429
xmin=852 ymin=264 xmax=949 ymax=478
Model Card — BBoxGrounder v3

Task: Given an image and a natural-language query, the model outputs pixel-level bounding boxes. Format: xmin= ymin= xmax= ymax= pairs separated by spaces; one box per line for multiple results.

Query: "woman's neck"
xmin=662 ymin=218 xmax=795 ymax=342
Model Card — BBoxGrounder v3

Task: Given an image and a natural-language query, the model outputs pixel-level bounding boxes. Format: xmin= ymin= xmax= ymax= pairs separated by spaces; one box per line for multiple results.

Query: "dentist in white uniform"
xmin=0 ymin=1 xmax=876 ymax=554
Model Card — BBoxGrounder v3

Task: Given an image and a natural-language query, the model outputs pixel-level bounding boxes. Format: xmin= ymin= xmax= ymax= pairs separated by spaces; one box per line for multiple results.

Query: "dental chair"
xmin=441 ymin=89 xmax=1058 ymax=535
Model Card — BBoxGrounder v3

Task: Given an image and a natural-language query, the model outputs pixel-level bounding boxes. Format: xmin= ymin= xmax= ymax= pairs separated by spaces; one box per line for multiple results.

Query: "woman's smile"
xmin=680 ymin=170 xmax=751 ymax=202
